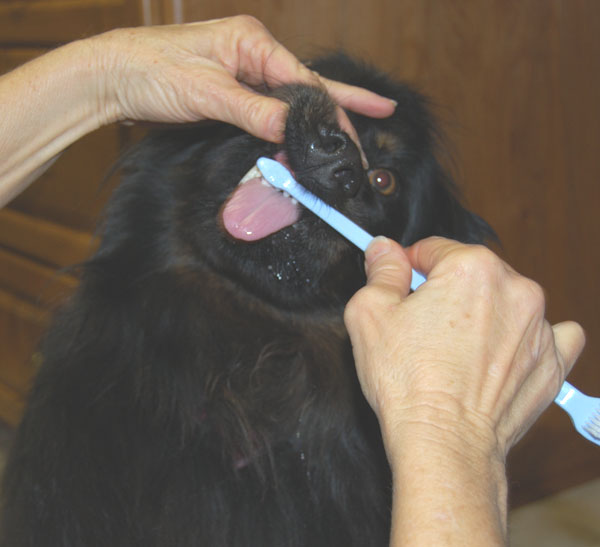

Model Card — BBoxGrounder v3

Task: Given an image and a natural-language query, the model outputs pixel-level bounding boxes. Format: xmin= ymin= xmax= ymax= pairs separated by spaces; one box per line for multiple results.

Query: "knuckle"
xmin=465 ymin=245 xmax=501 ymax=272
xmin=345 ymin=288 xmax=370 ymax=320
xmin=240 ymin=93 xmax=268 ymax=125
xmin=344 ymin=287 xmax=383 ymax=327
xmin=450 ymin=244 xmax=503 ymax=284
xmin=516 ymin=277 xmax=546 ymax=315
xmin=232 ymin=14 xmax=265 ymax=32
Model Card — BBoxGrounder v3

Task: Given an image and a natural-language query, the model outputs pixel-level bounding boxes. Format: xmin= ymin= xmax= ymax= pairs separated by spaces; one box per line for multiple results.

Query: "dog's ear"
xmin=401 ymin=159 xmax=497 ymax=246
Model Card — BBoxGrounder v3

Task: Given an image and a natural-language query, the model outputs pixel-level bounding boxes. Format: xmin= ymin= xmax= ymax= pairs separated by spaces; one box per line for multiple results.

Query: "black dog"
xmin=0 ymin=53 xmax=494 ymax=546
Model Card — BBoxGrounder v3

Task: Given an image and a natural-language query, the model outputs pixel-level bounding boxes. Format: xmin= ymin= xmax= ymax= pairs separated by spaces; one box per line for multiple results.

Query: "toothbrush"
xmin=256 ymin=157 xmax=426 ymax=292
xmin=554 ymin=382 xmax=600 ymax=446
xmin=256 ymin=156 xmax=600 ymax=447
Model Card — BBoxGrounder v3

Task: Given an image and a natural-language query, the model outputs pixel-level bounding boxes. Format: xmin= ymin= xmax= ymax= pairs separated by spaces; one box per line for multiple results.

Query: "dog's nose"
xmin=305 ymin=126 xmax=364 ymax=198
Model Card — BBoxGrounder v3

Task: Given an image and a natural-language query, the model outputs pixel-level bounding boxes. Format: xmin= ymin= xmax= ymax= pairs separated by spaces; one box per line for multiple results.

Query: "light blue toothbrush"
xmin=554 ymin=382 xmax=600 ymax=446
xmin=256 ymin=156 xmax=600 ymax=447
xmin=256 ymin=157 xmax=426 ymax=291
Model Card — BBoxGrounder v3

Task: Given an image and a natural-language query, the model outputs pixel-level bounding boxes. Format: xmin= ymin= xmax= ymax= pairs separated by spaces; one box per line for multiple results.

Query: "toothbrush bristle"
xmin=583 ymin=408 xmax=600 ymax=440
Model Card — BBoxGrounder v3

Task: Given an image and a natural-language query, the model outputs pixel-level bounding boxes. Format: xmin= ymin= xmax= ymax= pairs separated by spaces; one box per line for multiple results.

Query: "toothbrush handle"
xmin=410 ymin=270 xmax=427 ymax=290
xmin=290 ymin=188 xmax=426 ymax=291
xmin=256 ymin=157 xmax=426 ymax=291
xmin=290 ymin=186 xmax=374 ymax=251
xmin=555 ymin=381 xmax=577 ymax=406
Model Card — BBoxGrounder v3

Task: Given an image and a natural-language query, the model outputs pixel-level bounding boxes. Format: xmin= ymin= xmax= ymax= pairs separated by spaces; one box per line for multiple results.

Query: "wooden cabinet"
xmin=0 ymin=1 xmax=142 ymax=43
xmin=0 ymin=0 xmax=150 ymax=425
xmin=1 ymin=0 xmax=598 ymax=506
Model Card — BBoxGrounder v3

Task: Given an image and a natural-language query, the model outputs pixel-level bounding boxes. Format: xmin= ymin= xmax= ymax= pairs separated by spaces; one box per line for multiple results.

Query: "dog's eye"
xmin=368 ymin=169 xmax=397 ymax=196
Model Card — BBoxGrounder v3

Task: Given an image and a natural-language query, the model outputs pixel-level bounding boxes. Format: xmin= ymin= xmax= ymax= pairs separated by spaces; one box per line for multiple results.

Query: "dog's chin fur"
xmin=0 ymin=53 xmax=495 ymax=547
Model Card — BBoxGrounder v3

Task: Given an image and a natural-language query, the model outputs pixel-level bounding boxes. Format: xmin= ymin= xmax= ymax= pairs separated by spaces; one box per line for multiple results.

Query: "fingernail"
xmin=367 ymin=235 xmax=392 ymax=257
xmin=365 ymin=236 xmax=392 ymax=271
xmin=360 ymin=148 xmax=369 ymax=169
xmin=388 ymin=99 xmax=398 ymax=109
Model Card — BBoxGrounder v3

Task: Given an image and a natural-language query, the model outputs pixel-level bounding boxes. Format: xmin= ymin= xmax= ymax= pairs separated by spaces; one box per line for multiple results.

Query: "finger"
xmin=223 ymin=91 xmax=288 ymax=143
xmin=364 ymin=236 xmax=413 ymax=295
xmin=228 ymin=29 xmax=393 ymax=161
xmin=552 ymin=321 xmax=586 ymax=378
xmin=320 ymin=76 xmax=397 ymax=118
xmin=501 ymin=320 xmax=585 ymax=449
xmin=242 ymin=60 xmax=370 ymax=164
xmin=257 ymin=51 xmax=370 ymax=164
xmin=256 ymin=43 xmax=396 ymax=118
xmin=335 ymin=106 xmax=369 ymax=168
xmin=201 ymin=74 xmax=289 ymax=141
xmin=237 ymin=36 xmax=322 ymax=88
xmin=211 ymin=16 xmax=397 ymax=120
xmin=406 ymin=236 xmax=463 ymax=277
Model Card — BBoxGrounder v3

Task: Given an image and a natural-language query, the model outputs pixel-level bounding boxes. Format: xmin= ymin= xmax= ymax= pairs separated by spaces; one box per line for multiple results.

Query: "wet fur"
xmin=0 ymin=53 xmax=494 ymax=546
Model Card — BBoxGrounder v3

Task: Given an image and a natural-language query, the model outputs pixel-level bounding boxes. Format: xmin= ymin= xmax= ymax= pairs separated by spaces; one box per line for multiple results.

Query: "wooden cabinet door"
xmin=0 ymin=1 xmax=148 ymax=425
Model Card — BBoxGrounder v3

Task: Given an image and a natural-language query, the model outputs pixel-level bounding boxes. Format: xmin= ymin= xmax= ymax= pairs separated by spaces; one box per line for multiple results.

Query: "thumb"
xmin=364 ymin=236 xmax=412 ymax=295
xmin=202 ymin=75 xmax=288 ymax=142
xmin=552 ymin=321 xmax=586 ymax=378
xmin=231 ymin=90 xmax=288 ymax=142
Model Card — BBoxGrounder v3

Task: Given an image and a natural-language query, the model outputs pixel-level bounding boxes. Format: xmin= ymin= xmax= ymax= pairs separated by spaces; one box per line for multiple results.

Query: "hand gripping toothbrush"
xmin=256 ymin=156 xmax=600 ymax=447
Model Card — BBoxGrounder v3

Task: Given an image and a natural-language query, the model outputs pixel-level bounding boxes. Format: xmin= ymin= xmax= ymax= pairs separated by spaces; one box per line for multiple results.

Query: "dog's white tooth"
xmin=239 ymin=165 xmax=262 ymax=185
xmin=261 ymin=178 xmax=271 ymax=187
xmin=283 ymin=191 xmax=290 ymax=199
xmin=291 ymin=198 xmax=298 ymax=205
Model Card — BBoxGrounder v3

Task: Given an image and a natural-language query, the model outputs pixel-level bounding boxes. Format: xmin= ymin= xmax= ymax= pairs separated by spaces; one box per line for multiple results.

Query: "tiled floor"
xmin=0 ymin=421 xmax=597 ymax=544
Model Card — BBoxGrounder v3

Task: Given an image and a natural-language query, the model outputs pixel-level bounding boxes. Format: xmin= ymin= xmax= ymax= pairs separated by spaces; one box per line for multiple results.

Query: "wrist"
xmin=77 ymin=31 xmax=124 ymax=126
xmin=376 ymin=387 xmax=502 ymax=459
xmin=383 ymin=414 xmax=508 ymax=546
xmin=27 ymin=37 xmax=121 ymax=129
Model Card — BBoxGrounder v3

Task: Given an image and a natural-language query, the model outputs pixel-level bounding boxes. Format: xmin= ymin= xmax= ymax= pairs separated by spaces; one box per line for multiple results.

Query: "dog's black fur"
xmin=0 ymin=53 xmax=494 ymax=546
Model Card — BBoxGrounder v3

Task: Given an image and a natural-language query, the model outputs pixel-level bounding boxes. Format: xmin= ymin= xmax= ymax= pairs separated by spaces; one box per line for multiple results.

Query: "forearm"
xmin=383 ymin=418 xmax=508 ymax=546
xmin=0 ymin=38 xmax=118 ymax=207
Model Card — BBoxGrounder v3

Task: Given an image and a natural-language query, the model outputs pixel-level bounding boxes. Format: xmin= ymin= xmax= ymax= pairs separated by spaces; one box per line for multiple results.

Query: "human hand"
xmin=344 ymin=236 xmax=586 ymax=459
xmin=89 ymin=16 xmax=395 ymax=149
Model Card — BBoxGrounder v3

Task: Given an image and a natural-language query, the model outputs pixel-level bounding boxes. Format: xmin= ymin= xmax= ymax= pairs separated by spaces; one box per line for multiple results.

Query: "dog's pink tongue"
xmin=222 ymin=177 xmax=300 ymax=241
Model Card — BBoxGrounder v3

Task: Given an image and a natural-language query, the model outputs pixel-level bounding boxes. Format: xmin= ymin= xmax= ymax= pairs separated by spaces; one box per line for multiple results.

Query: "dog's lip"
xmin=220 ymin=154 xmax=302 ymax=241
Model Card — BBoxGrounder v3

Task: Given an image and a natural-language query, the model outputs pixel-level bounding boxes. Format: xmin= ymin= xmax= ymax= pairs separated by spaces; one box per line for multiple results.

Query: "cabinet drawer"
xmin=0 ymin=208 xmax=95 ymax=270
xmin=7 ymin=125 xmax=125 ymax=232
